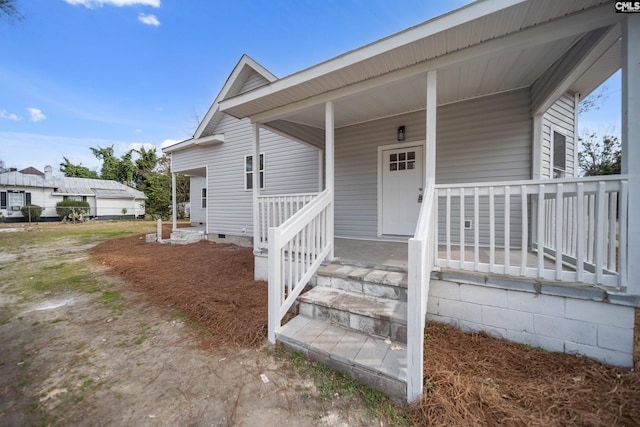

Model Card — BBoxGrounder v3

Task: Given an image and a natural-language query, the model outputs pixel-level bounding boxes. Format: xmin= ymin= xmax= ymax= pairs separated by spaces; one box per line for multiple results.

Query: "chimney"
xmin=44 ymin=165 xmax=53 ymax=180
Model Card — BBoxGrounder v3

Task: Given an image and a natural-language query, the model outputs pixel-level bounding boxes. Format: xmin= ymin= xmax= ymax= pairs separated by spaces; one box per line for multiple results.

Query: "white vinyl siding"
xmin=334 ymin=88 xmax=532 ymax=242
xmin=200 ymin=70 xmax=272 ymax=137
xmin=541 ymin=92 xmax=576 ymax=178
xmin=95 ymin=197 xmax=140 ymax=218
xmin=207 ymin=115 xmax=319 ymax=236
xmin=240 ymin=71 xmax=271 ymax=94
xmin=170 ymin=123 xmax=319 ymax=237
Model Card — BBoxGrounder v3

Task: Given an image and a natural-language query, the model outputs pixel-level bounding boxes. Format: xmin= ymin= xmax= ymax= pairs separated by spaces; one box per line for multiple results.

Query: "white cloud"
xmin=126 ymin=142 xmax=156 ymax=152
xmin=138 ymin=13 xmax=160 ymax=26
xmin=64 ymin=0 xmax=160 ymax=8
xmin=159 ymin=139 xmax=180 ymax=149
xmin=0 ymin=110 xmax=21 ymax=121
xmin=27 ymin=108 xmax=47 ymax=122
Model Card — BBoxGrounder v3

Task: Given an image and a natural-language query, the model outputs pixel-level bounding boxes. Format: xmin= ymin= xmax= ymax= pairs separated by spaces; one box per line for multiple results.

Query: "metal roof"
xmin=0 ymin=171 xmax=146 ymax=199
xmin=219 ymin=0 xmax=618 ymax=129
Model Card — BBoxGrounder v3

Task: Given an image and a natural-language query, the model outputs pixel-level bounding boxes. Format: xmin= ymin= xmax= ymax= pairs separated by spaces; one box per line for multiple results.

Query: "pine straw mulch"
xmin=412 ymin=322 xmax=640 ymax=426
xmin=91 ymin=234 xmax=268 ymax=348
xmin=90 ymin=233 xmax=640 ymax=426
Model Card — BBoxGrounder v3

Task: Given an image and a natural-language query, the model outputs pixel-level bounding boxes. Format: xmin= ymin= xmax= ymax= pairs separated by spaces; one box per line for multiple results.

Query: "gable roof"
xmin=219 ymin=0 xmax=617 ymax=125
xmin=0 ymin=171 xmax=146 ymax=199
xmin=162 ymin=55 xmax=277 ymax=154
xmin=19 ymin=167 xmax=44 ymax=176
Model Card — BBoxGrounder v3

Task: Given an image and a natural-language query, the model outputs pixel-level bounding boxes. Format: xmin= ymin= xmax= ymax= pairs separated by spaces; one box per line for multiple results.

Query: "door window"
xmin=389 ymin=150 xmax=416 ymax=171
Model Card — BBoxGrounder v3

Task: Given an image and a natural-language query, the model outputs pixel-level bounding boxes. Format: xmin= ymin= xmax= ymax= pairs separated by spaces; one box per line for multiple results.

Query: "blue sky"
xmin=0 ymin=0 xmax=620 ymax=174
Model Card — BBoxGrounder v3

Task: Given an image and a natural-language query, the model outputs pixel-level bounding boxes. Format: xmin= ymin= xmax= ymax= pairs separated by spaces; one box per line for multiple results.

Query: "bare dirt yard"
xmin=0 ymin=222 xmax=378 ymax=426
xmin=1 ymin=220 xmax=639 ymax=426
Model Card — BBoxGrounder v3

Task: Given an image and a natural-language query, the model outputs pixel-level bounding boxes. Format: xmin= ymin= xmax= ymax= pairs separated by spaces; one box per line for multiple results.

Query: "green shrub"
xmin=56 ymin=200 xmax=90 ymax=222
xmin=21 ymin=204 xmax=42 ymax=222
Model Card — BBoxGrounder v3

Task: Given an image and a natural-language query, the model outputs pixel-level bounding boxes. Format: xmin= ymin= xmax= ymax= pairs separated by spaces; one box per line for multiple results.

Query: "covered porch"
xmin=335 ymin=237 xmax=574 ymax=273
xmin=220 ymin=1 xmax=638 ymax=403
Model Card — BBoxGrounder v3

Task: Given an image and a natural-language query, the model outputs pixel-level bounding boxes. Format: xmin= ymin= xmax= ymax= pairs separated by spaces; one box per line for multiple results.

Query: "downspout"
xmin=621 ymin=14 xmax=639 ymax=294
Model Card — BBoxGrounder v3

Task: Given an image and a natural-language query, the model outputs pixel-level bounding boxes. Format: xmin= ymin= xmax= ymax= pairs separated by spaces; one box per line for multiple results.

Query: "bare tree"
xmin=0 ymin=0 xmax=22 ymax=21
xmin=578 ymin=86 xmax=607 ymax=114
xmin=578 ymin=132 xmax=621 ymax=176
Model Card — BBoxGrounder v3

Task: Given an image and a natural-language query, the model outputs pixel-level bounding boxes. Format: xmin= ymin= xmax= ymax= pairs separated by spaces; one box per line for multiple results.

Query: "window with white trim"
xmin=63 ymin=195 xmax=87 ymax=202
xmin=201 ymin=188 xmax=207 ymax=209
xmin=553 ymin=130 xmax=567 ymax=178
xmin=3 ymin=190 xmax=30 ymax=210
xmin=244 ymin=153 xmax=264 ymax=190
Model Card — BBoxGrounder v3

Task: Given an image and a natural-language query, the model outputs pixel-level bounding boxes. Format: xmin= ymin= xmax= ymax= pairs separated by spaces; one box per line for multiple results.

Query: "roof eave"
xmin=218 ymin=0 xmax=528 ymax=118
xmin=162 ymin=134 xmax=225 ymax=154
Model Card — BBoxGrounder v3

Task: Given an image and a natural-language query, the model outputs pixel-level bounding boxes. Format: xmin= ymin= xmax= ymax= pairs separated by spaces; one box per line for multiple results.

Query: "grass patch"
xmin=270 ymin=345 xmax=410 ymax=425
xmin=99 ymin=290 xmax=125 ymax=315
xmin=17 ymin=378 xmax=31 ymax=388
xmin=0 ymin=221 xmax=156 ymax=250
xmin=100 ymin=291 xmax=123 ymax=304
xmin=2 ymin=259 xmax=101 ymax=300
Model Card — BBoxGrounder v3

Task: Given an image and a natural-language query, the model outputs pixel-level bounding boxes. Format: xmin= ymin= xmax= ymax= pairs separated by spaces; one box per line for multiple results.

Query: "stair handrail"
xmin=267 ymin=189 xmax=333 ymax=343
xmin=407 ymin=180 xmax=436 ymax=402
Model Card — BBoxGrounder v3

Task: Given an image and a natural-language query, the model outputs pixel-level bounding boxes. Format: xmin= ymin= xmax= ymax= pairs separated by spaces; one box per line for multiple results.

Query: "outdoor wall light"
xmin=397 ymin=125 xmax=406 ymax=141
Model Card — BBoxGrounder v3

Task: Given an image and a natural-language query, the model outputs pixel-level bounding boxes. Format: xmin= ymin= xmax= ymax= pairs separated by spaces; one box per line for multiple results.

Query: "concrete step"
xmin=167 ymin=230 xmax=206 ymax=245
xmin=277 ymin=315 xmax=407 ymax=401
xmin=315 ymin=263 xmax=408 ymax=302
xmin=299 ymin=287 xmax=407 ymax=343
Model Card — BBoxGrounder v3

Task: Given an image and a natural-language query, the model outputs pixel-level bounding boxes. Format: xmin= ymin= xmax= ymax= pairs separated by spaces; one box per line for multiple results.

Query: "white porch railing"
xmin=256 ymin=193 xmax=318 ymax=249
xmin=407 ymin=182 xmax=436 ymax=402
xmin=434 ymin=176 xmax=628 ymax=287
xmin=267 ymin=189 xmax=333 ymax=343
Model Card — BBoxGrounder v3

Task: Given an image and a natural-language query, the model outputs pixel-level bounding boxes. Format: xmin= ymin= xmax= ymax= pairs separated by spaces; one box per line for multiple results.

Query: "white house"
xmin=162 ymin=55 xmax=321 ymax=245
xmin=169 ymin=0 xmax=638 ymax=403
xmin=0 ymin=166 xmax=146 ymax=221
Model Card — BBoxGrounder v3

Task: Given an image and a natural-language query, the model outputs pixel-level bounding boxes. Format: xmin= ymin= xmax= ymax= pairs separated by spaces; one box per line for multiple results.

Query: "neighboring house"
xmin=169 ymin=0 xmax=638 ymax=402
xmin=0 ymin=166 xmax=146 ymax=221
xmin=163 ymin=55 xmax=321 ymax=245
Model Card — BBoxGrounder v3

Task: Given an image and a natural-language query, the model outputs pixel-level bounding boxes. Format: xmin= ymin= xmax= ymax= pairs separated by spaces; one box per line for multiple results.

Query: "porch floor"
xmin=334 ymin=238 xmax=566 ymax=272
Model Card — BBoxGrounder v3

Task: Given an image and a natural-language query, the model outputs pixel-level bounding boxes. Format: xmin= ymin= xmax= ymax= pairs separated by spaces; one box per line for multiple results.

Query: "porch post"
xmin=252 ymin=123 xmax=261 ymax=252
xmin=621 ymin=14 xmax=640 ymax=294
xmin=532 ymin=114 xmax=543 ymax=179
xmin=425 ymin=70 xmax=437 ymax=184
xmin=573 ymin=93 xmax=580 ymax=178
xmin=318 ymin=149 xmax=325 ymax=192
xmin=171 ymin=171 xmax=177 ymax=231
xmin=325 ymin=101 xmax=335 ymax=259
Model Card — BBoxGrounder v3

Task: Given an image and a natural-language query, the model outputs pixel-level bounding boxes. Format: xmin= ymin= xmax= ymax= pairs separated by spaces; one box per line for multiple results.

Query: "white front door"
xmin=381 ymin=145 xmax=423 ymax=235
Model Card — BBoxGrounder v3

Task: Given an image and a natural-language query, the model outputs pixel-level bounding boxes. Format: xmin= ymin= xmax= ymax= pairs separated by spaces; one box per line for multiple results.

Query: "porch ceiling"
xmin=173 ymin=167 xmax=206 ymax=177
xmin=220 ymin=0 xmax=621 ymax=143
xmin=274 ymin=34 xmax=583 ymax=130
